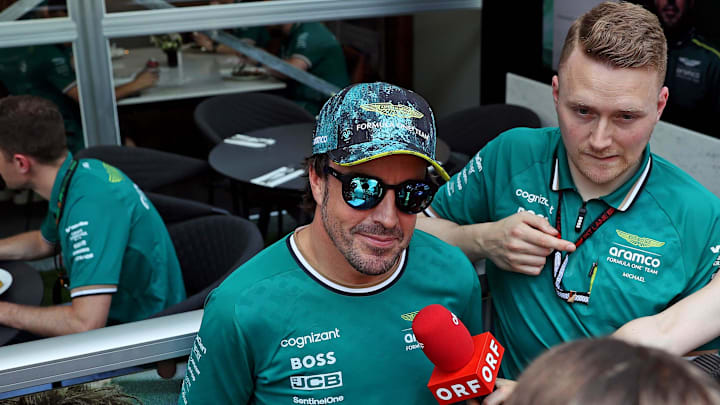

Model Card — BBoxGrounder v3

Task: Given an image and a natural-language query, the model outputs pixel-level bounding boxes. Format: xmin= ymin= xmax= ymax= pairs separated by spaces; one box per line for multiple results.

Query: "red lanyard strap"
xmin=555 ymin=191 xmax=616 ymax=246
xmin=552 ymin=191 xmax=616 ymax=304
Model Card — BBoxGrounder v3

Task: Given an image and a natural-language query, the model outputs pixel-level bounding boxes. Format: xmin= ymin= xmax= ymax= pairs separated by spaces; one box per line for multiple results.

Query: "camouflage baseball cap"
xmin=312 ymin=82 xmax=449 ymax=181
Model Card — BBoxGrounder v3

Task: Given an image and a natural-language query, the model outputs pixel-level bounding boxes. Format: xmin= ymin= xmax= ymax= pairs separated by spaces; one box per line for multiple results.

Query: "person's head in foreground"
xmin=553 ymin=1 xmax=668 ymax=195
xmin=505 ymin=338 xmax=720 ymax=405
xmin=304 ymin=81 xmax=447 ymax=283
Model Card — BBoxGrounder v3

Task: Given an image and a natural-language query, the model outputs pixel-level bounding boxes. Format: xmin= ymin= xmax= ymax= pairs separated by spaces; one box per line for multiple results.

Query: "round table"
xmin=209 ymin=122 xmax=451 ymax=193
xmin=209 ymin=122 xmax=451 ymax=235
xmin=0 ymin=261 xmax=44 ymax=345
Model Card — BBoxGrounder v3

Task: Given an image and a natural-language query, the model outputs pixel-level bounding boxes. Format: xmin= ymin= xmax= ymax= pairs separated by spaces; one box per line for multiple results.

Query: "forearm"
xmin=613 ymin=314 xmax=676 ymax=352
xmin=0 ymin=231 xmax=55 ymax=261
xmin=114 ymin=80 xmax=144 ymax=100
xmin=416 ymin=216 xmax=494 ymax=262
xmin=0 ymin=301 xmax=103 ymax=337
xmin=613 ymin=283 xmax=720 ymax=355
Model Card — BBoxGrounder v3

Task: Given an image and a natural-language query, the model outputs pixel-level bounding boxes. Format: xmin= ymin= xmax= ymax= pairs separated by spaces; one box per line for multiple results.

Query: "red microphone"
xmin=412 ymin=304 xmax=504 ymax=404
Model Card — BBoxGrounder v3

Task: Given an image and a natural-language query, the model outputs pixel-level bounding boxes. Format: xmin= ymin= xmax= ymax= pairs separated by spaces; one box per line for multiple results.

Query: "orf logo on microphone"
xmin=428 ymin=332 xmax=505 ymax=404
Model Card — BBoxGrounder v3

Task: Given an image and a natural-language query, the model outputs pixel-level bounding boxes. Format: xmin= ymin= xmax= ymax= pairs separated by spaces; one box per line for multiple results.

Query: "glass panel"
xmin=106 ymin=0 xmax=230 ymax=13
xmin=0 ymin=0 xmax=70 ymax=21
xmin=0 ymin=41 xmax=84 ymax=152
xmin=112 ymin=17 xmax=400 ymax=157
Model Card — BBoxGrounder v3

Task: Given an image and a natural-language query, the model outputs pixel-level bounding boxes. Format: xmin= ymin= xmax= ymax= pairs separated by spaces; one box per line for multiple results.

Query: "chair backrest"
xmin=146 ymin=192 xmax=229 ymax=225
xmin=75 ymin=145 xmax=209 ymax=192
xmin=436 ymin=104 xmax=541 ymax=156
xmin=194 ymin=92 xmax=315 ymax=145
xmin=151 ymin=215 xmax=264 ymax=317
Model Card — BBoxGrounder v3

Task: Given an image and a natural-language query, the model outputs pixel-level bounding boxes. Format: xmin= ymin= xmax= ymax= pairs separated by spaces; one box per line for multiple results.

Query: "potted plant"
xmin=150 ymin=33 xmax=183 ymax=67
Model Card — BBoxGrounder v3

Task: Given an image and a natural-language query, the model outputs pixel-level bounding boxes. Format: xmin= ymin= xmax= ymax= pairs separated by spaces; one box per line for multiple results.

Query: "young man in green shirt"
xmin=178 ymin=82 xmax=483 ymax=404
xmin=418 ymin=1 xmax=720 ymax=382
xmin=0 ymin=95 xmax=185 ymax=336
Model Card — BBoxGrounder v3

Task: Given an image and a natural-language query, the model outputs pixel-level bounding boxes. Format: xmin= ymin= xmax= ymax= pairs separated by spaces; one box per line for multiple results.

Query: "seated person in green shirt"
xmin=418 ymin=1 xmax=720 ymax=384
xmin=0 ymin=95 xmax=186 ymax=337
xmin=194 ymin=1 xmax=349 ymax=115
xmin=270 ymin=21 xmax=350 ymax=115
xmin=178 ymin=82 xmax=483 ymax=404
xmin=0 ymin=0 xmax=158 ymax=153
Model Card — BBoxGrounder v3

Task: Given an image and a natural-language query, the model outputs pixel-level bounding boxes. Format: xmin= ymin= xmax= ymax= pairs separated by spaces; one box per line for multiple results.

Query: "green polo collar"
xmin=550 ymin=130 xmax=652 ymax=211
xmin=48 ymin=152 xmax=74 ymax=215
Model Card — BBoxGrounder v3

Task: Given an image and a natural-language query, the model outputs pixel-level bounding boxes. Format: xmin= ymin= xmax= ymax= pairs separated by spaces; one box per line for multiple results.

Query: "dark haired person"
xmin=0 ymin=95 xmax=185 ymax=337
xmin=178 ymin=82 xmax=482 ymax=404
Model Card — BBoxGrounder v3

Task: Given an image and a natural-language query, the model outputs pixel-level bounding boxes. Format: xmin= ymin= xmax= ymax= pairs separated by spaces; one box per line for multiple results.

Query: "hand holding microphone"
xmin=412 ymin=304 xmax=505 ymax=404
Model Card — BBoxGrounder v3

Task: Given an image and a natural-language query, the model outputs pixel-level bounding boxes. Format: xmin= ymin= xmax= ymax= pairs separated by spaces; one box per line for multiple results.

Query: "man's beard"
xmin=320 ymin=182 xmax=406 ymax=276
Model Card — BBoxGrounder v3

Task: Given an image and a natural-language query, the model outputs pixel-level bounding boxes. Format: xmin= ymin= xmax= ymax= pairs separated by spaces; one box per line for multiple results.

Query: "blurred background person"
xmin=193 ymin=0 xmax=349 ymax=115
xmin=0 ymin=0 xmax=158 ymax=153
xmin=650 ymin=0 xmax=720 ymax=137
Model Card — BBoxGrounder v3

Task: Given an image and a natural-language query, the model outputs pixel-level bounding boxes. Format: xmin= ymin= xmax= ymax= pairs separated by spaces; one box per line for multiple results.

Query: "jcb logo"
xmin=289 ymin=371 xmax=343 ymax=391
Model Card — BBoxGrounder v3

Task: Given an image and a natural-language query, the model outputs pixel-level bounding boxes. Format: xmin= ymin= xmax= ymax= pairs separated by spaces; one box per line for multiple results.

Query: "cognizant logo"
xmin=608 ymin=246 xmax=661 ymax=268
xmin=281 ymin=328 xmax=341 ymax=349
xmin=515 ymin=188 xmax=550 ymax=207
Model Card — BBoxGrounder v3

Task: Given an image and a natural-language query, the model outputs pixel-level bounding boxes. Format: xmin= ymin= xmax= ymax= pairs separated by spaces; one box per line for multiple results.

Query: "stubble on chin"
xmin=320 ymin=184 xmax=406 ymax=276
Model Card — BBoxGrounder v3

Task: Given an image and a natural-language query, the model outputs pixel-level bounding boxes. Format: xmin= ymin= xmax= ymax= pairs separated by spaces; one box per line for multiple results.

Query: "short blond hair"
xmin=558 ymin=1 xmax=666 ymax=82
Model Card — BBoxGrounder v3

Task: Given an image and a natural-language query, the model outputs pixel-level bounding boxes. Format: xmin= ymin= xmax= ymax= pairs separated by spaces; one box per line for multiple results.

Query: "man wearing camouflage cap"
xmin=178 ymin=82 xmax=483 ymax=404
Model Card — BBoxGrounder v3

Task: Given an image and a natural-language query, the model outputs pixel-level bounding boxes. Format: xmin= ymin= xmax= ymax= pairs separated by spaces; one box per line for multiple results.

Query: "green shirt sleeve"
xmin=40 ymin=209 xmax=59 ymax=245
xmin=286 ymin=27 xmax=336 ymax=69
xmin=431 ymin=135 xmax=501 ymax=224
xmin=61 ymin=194 xmax=129 ymax=290
xmin=460 ymin=259 xmax=484 ymax=336
xmin=179 ymin=290 xmax=254 ymax=404
xmin=41 ymin=45 xmax=76 ymax=94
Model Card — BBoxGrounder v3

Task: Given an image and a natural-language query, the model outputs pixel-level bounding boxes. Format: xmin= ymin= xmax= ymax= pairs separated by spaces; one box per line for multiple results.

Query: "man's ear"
xmin=12 ymin=154 xmax=32 ymax=174
xmin=308 ymin=164 xmax=326 ymax=206
xmin=552 ymin=75 xmax=560 ymax=107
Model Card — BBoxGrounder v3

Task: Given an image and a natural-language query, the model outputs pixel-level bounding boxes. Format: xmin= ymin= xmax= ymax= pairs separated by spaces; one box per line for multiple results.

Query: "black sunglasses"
xmin=324 ymin=166 xmax=437 ymax=214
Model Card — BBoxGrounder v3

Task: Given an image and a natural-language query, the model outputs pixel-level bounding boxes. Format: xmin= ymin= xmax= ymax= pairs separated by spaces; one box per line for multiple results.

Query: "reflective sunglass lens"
xmin=344 ymin=177 xmax=382 ymax=209
xmin=397 ymin=182 xmax=433 ymax=213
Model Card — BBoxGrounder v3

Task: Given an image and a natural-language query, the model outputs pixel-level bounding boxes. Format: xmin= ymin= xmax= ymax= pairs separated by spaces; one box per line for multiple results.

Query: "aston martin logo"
xmin=360 ymin=102 xmax=424 ymax=119
xmin=102 ymin=163 xmax=123 ymax=183
xmin=616 ymin=229 xmax=665 ymax=248
xmin=401 ymin=311 xmax=420 ymax=322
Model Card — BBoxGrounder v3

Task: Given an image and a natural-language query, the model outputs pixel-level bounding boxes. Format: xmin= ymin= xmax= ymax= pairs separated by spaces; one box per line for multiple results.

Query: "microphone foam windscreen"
xmin=412 ymin=304 xmax=475 ymax=372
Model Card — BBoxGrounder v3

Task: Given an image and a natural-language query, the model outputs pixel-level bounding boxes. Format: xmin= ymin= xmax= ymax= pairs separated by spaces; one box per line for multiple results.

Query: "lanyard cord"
xmin=55 ymin=158 xmax=78 ymax=226
xmin=552 ymin=191 xmax=616 ymax=304
xmin=52 ymin=158 xmax=78 ymax=304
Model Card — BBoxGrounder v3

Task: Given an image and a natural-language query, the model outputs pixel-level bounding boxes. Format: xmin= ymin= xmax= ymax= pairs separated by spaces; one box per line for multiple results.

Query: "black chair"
xmin=152 ymin=214 xmax=264 ymax=317
xmin=146 ymin=192 xmax=229 ymax=225
xmin=194 ymin=92 xmax=315 ymax=145
xmin=436 ymin=104 xmax=541 ymax=175
xmin=75 ymin=145 xmax=210 ymax=193
xmin=194 ymin=93 xmax=315 ymax=227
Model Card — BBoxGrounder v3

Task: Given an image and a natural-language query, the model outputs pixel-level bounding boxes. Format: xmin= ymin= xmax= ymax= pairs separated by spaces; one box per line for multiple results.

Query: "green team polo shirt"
xmin=663 ymin=31 xmax=720 ymax=137
xmin=232 ymin=26 xmax=270 ymax=48
xmin=431 ymin=127 xmax=720 ymax=379
xmin=0 ymin=45 xmax=83 ymax=153
xmin=280 ymin=23 xmax=350 ymax=116
xmin=178 ymin=230 xmax=483 ymax=405
xmin=40 ymin=154 xmax=185 ymax=323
